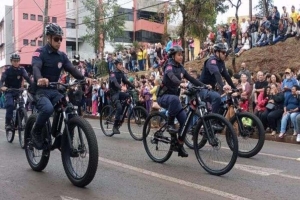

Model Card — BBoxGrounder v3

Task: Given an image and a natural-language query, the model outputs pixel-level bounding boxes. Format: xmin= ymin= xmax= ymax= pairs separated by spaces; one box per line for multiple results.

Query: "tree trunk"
xmin=180 ymin=5 xmax=187 ymax=63
xmin=232 ymin=8 xmax=239 ymax=73
xmin=263 ymin=0 xmax=269 ymax=17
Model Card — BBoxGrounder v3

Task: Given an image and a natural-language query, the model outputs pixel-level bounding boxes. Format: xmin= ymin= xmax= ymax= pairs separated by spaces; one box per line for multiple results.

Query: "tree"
xmin=170 ymin=0 xmax=228 ymax=61
xmin=228 ymin=0 xmax=242 ymax=73
xmin=254 ymin=0 xmax=273 ymax=17
xmin=82 ymin=0 xmax=125 ymax=57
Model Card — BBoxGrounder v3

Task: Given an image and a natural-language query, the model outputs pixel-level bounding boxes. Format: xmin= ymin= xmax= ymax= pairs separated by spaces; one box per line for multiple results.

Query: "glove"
xmin=1 ymin=86 xmax=7 ymax=91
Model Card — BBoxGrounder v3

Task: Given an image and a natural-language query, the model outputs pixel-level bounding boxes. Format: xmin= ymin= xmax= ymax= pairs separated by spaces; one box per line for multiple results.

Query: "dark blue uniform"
xmin=0 ymin=66 xmax=31 ymax=125
xmin=32 ymin=44 xmax=84 ymax=126
xmin=109 ymin=69 xmax=134 ymax=122
xmin=158 ymin=59 xmax=204 ymax=139
xmin=199 ymin=55 xmax=235 ymax=113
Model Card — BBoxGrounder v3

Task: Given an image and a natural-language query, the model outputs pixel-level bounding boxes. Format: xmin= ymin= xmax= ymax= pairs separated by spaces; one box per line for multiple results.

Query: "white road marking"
xmin=258 ymin=152 xmax=299 ymax=161
xmin=60 ymin=196 xmax=80 ymax=200
xmin=277 ymin=174 xmax=300 ymax=180
xmin=234 ymin=163 xmax=283 ymax=176
xmin=98 ymin=156 xmax=251 ymax=200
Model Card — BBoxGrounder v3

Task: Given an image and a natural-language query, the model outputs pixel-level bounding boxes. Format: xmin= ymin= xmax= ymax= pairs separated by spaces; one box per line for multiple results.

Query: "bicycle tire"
xmin=61 ymin=116 xmax=99 ymax=187
xmin=194 ymin=113 xmax=238 ymax=176
xmin=18 ymin=108 xmax=28 ymax=149
xmin=128 ymin=106 xmax=148 ymax=141
xmin=143 ymin=112 xmax=173 ymax=163
xmin=100 ymin=105 xmax=115 ymax=137
xmin=230 ymin=112 xmax=265 ymax=158
xmin=24 ymin=114 xmax=50 ymax=172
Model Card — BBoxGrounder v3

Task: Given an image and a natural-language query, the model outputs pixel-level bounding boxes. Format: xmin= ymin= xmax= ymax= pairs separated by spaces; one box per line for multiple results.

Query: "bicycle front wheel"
xmin=143 ymin=112 xmax=173 ymax=163
xmin=18 ymin=108 xmax=28 ymax=149
xmin=194 ymin=113 xmax=238 ymax=176
xmin=100 ymin=105 xmax=115 ymax=137
xmin=128 ymin=106 xmax=148 ymax=141
xmin=230 ymin=112 xmax=265 ymax=158
xmin=61 ymin=116 xmax=99 ymax=187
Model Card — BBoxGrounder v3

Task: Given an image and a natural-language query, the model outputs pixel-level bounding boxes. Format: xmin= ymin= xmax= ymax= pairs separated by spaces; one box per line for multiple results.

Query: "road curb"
xmin=83 ymin=115 xmax=300 ymax=145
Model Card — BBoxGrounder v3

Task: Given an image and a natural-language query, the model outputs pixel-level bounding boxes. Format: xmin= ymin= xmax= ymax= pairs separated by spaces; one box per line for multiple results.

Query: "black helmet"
xmin=10 ymin=53 xmax=20 ymax=61
xmin=114 ymin=58 xmax=123 ymax=66
xmin=45 ymin=23 xmax=63 ymax=36
xmin=168 ymin=45 xmax=184 ymax=57
xmin=213 ymin=43 xmax=227 ymax=52
xmin=74 ymin=54 xmax=80 ymax=60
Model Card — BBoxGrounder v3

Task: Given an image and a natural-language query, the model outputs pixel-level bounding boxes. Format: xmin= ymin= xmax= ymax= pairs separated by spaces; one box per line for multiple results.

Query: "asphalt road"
xmin=0 ymin=109 xmax=300 ymax=200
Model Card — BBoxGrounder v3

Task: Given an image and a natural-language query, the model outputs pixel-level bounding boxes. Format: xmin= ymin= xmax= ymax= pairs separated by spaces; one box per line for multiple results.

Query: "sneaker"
xmin=297 ymin=134 xmax=300 ymax=142
xmin=167 ymin=125 xmax=178 ymax=134
xmin=271 ymin=131 xmax=276 ymax=136
xmin=113 ymin=126 xmax=120 ymax=134
xmin=32 ymin=132 xmax=44 ymax=150
xmin=278 ymin=133 xmax=285 ymax=138
xmin=293 ymin=131 xmax=297 ymax=136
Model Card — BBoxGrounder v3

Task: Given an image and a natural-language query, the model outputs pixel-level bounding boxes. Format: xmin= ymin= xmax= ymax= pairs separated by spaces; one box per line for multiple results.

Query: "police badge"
xmin=58 ymin=62 xmax=62 ymax=69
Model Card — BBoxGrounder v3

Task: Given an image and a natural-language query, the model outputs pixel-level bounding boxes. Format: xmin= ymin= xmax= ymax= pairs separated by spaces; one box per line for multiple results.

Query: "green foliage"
xmin=82 ymin=0 xmax=125 ymax=53
xmin=254 ymin=0 xmax=273 ymax=17
xmin=132 ymin=41 xmax=140 ymax=50
xmin=114 ymin=43 xmax=125 ymax=52
xmin=95 ymin=60 xmax=109 ymax=78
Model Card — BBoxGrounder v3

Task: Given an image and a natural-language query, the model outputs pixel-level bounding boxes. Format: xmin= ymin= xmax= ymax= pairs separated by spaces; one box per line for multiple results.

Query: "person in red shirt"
xmin=231 ymin=19 xmax=237 ymax=36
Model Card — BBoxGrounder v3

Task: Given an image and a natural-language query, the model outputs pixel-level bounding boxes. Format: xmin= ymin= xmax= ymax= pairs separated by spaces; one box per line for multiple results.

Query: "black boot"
xmin=167 ymin=116 xmax=178 ymax=134
xmin=113 ymin=120 xmax=120 ymax=134
xmin=178 ymin=143 xmax=188 ymax=157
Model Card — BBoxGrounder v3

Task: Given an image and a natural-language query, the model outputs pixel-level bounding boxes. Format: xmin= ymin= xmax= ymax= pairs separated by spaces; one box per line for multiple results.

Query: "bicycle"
xmin=143 ymin=86 xmax=238 ymax=176
xmin=24 ymin=80 xmax=99 ymax=187
xmin=5 ymin=88 xmax=28 ymax=149
xmin=100 ymin=89 xmax=148 ymax=141
xmin=219 ymin=89 xmax=265 ymax=158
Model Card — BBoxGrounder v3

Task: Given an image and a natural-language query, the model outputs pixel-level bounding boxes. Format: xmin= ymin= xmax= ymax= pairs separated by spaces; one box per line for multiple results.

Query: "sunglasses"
xmin=53 ymin=37 xmax=63 ymax=42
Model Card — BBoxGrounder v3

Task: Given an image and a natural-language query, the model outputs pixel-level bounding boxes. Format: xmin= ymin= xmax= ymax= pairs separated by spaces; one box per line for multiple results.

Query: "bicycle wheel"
xmin=143 ymin=112 xmax=173 ymax=163
xmin=24 ymin=114 xmax=51 ymax=172
xmin=128 ymin=106 xmax=148 ymax=141
xmin=61 ymin=116 xmax=99 ymax=187
xmin=194 ymin=113 xmax=238 ymax=176
xmin=100 ymin=105 xmax=115 ymax=137
xmin=230 ymin=112 xmax=265 ymax=158
xmin=184 ymin=112 xmax=206 ymax=149
xmin=18 ymin=108 xmax=28 ymax=149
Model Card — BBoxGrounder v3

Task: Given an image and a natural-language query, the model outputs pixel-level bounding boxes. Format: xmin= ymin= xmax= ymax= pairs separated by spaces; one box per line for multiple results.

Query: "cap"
xmin=285 ymin=68 xmax=291 ymax=73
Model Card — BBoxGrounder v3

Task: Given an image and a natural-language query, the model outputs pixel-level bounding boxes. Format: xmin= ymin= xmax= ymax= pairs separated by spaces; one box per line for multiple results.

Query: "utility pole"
xmin=249 ymin=0 xmax=252 ymax=20
xmin=43 ymin=0 xmax=49 ymax=45
xmin=75 ymin=0 xmax=79 ymax=55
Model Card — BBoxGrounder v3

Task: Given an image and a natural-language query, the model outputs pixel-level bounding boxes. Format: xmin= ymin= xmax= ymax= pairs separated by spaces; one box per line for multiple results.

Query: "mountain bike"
xmin=219 ymin=89 xmax=265 ymax=158
xmin=100 ymin=89 xmax=148 ymax=141
xmin=24 ymin=80 xmax=99 ymax=187
xmin=5 ymin=88 xmax=28 ymax=149
xmin=143 ymin=86 xmax=238 ymax=176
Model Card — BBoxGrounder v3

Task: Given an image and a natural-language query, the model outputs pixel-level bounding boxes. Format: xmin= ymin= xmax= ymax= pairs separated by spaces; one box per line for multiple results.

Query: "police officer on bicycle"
xmin=0 ymin=53 xmax=32 ymax=131
xmin=109 ymin=58 xmax=135 ymax=134
xmin=31 ymin=23 xmax=91 ymax=149
xmin=199 ymin=43 xmax=236 ymax=114
xmin=157 ymin=45 xmax=209 ymax=157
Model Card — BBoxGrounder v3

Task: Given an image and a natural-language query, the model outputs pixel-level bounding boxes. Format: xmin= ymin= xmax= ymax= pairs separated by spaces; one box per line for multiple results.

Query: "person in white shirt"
xmin=241 ymin=18 xmax=249 ymax=34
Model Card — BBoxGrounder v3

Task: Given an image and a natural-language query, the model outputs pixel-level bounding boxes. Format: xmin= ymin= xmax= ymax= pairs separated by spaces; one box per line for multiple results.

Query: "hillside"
xmin=185 ymin=38 xmax=300 ymax=75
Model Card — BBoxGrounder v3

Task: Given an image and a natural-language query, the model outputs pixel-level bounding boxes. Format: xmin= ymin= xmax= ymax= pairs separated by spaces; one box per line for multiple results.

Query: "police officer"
xmin=199 ymin=43 xmax=236 ymax=114
xmin=109 ymin=58 xmax=135 ymax=134
xmin=0 ymin=53 xmax=32 ymax=130
xmin=31 ymin=23 xmax=91 ymax=149
xmin=158 ymin=45 xmax=208 ymax=157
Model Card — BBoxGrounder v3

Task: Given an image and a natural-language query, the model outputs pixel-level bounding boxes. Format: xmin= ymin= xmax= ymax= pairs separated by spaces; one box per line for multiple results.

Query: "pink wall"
xmin=13 ymin=0 xmax=66 ymax=65
xmin=135 ymin=19 xmax=164 ymax=34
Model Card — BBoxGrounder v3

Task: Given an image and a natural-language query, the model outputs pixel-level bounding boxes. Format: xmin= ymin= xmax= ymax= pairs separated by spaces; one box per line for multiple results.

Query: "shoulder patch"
xmin=166 ymin=66 xmax=173 ymax=71
xmin=211 ymin=60 xmax=217 ymax=65
xmin=110 ymin=73 xmax=115 ymax=77
xmin=33 ymin=52 xmax=40 ymax=57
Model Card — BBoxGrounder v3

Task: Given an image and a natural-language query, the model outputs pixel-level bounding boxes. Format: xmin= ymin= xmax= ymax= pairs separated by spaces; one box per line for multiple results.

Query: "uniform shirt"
xmin=0 ymin=66 xmax=32 ymax=88
xmin=199 ymin=55 xmax=235 ymax=91
xmin=109 ymin=69 xmax=134 ymax=92
xmin=31 ymin=44 xmax=84 ymax=84
xmin=162 ymin=59 xmax=204 ymax=95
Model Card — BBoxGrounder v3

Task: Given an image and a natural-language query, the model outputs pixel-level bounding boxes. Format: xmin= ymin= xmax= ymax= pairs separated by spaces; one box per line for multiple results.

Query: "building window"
xmin=38 ymin=40 xmax=43 ymax=46
xmin=38 ymin=15 xmax=43 ymax=21
xmin=66 ymin=22 xmax=76 ymax=29
xmin=135 ymin=30 xmax=162 ymax=43
xmin=30 ymin=14 xmax=36 ymax=21
xmin=23 ymin=13 xmax=28 ymax=20
xmin=31 ymin=40 xmax=36 ymax=46
xmin=114 ymin=31 xmax=133 ymax=43
xmin=23 ymin=39 xmax=29 ymax=45
xmin=52 ymin=17 xmax=57 ymax=23
xmin=118 ymin=8 xmax=134 ymax=21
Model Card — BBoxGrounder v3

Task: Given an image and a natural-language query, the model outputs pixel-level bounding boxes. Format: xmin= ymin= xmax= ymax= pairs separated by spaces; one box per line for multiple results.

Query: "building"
xmin=0 ymin=5 xmax=14 ymax=69
xmin=113 ymin=0 xmax=167 ymax=45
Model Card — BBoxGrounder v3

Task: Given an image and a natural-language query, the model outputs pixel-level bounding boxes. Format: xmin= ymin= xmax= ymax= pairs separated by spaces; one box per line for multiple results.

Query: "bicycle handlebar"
xmin=5 ymin=88 xmax=25 ymax=92
xmin=48 ymin=80 xmax=86 ymax=88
